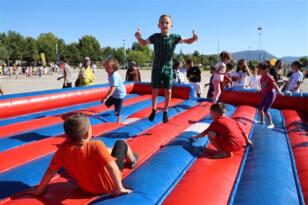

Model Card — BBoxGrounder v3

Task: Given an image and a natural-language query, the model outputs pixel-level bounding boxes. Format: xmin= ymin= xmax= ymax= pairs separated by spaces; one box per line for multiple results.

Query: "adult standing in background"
xmin=92 ymin=62 xmax=97 ymax=74
xmin=77 ymin=57 xmax=95 ymax=86
xmin=58 ymin=58 xmax=73 ymax=88
xmin=186 ymin=59 xmax=202 ymax=97
xmin=269 ymin=59 xmax=284 ymax=86
xmin=0 ymin=80 xmax=4 ymax=95
xmin=126 ymin=61 xmax=141 ymax=82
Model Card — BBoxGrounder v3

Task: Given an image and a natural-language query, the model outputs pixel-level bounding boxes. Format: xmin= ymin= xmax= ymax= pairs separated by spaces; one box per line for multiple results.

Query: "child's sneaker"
xmin=163 ymin=111 xmax=168 ymax=123
xmin=129 ymin=152 xmax=138 ymax=168
xmin=267 ymin=124 xmax=275 ymax=129
xmin=255 ymin=120 xmax=265 ymax=125
xmin=148 ymin=109 xmax=156 ymax=121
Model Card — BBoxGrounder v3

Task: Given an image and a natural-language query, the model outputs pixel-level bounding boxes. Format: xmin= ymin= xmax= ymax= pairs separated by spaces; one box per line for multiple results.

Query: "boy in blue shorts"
xmin=135 ymin=14 xmax=198 ymax=123
xmin=102 ymin=58 xmax=126 ymax=123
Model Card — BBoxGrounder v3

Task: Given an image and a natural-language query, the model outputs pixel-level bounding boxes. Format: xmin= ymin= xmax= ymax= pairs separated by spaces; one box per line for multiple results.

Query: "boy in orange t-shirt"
xmin=193 ymin=103 xmax=253 ymax=158
xmin=28 ymin=113 xmax=137 ymax=196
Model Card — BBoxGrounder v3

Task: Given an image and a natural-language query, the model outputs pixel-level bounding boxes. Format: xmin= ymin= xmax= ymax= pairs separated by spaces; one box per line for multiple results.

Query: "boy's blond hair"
xmin=64 ymin=113 xmax=90 ymax=143
xmin=103 ymin=58 xmax=119 ymax=71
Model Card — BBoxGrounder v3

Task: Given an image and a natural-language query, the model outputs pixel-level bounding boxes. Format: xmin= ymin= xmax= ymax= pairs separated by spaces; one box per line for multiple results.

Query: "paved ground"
xmin=1 ymin=68 xmax=307 ymax=98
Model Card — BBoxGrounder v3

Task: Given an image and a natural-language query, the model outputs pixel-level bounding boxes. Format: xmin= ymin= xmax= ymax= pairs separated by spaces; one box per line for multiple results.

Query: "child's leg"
xmin=117 ymin=115 xmax=121 ymax=123
xmin=152 ymin=88 xmax=159 ymax=110
xmin=195 ymin=82 xmax=202 ymax=97
xmin=258 ymin=109 xmax=265 ymax=124
xmin=262 ymin=91 xmax=276 ymax=127
xmin=149 ymin=88 xmax=159 ymax=121
xmin=111 ymin=140 xmax=128 ymax=170
xmin=207 ymin=131 xmax=233 ymax=158
xmin=164 ymin=89 xmax=171 ymax=112
xmin=111 ymin=140 xmax=138 ymax=170
xmin=212 ymin=80 xmax=221 ymax=103
xmin=264 ymin=111 xmax=273 ymax=126
xmin=113 ymin=98 xmax=123 ymax=123
xmin=207 ymin=131 xmax=224 ymax=151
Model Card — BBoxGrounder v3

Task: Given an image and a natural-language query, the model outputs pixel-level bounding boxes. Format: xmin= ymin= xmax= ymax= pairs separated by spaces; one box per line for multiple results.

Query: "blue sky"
xmin=0 ymin=0 xmax=307 ymax=57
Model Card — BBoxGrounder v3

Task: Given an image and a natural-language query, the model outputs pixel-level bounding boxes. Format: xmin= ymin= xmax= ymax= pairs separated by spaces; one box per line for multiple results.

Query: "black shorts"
xmin=105 ymin=97 xmax=124 ymax=116
xmin=111 ymin=140 xmax=128 ymax=170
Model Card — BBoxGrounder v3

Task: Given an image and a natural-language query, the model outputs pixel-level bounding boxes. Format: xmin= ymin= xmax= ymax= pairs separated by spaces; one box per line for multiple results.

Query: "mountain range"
xmin=230 ymin=50 xmax=303 ymax=64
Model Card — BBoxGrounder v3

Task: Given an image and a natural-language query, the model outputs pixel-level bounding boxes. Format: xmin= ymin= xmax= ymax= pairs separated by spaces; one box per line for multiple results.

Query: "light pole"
xmin=217 ymin=40 xmax=220 ymax=63
xmin=258 ymin=27 xmax=262 ymax=62
xmin=123 ymin=39 xmax=126 ymax=69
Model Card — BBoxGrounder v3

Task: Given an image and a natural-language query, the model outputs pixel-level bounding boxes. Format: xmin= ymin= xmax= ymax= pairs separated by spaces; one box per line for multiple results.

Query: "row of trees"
xmin=0 ymin=31 xmax=307 ymax=68
xmin=0 ymin=31 xmax=221 ymax=68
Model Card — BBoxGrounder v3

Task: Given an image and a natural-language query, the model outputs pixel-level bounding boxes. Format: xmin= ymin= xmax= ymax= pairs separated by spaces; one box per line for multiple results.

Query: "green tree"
xmin=127 ymin=50 xmax=152 ymax=65
xmin=102 ymin=46 xmax=115 ymax=59
xmin=78 ymin=35 xmax=101 ymax=62
xmin=37 ymin=32 xmax=59 ymax=63
xmin=64 ymin=42 xmax=81 ymax=65
xmin=128 ymin=42 xmax=153 ymax=65
xmin=113 ymin=48 xmax=125 ymax=65
xmin=23 ymin=37 xmax=39 ymax=64
xmin=299 ymin=57 xmax=308 ymax=67
xmin=0 ymin=46 xmax=9 ymax=62
xmin=5 ymin=31 xmax=25 ymax=63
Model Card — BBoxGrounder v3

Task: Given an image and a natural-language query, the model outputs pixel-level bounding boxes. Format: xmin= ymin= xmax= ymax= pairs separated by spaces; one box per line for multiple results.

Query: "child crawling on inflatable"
xmin=28 ymin=113 xmax=137 ymax=196
xmin=193 ymin=103 xmax=253 ymax=158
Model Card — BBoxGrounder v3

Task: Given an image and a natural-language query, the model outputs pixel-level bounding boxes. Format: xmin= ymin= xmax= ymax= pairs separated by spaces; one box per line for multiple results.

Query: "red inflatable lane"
xmin=3 ymin=102 xmax=212 ymax=205
xmin=0 ymin=123 xmax=123 ymax=173
xmin=221 ymin=90 xmax=308 ymax=113
xmin=163 ymin=105 xmax=256 ymax=205
xmin=128 ymin=98 xmax=184 ymax=119
xmin=282 ymin=110 xmax=308 ymax=204
xmin=0 ymin=97 xmax=183 ymax=173
xmin=0 ymin=84 xmax=134 ymax=119
xmin=0 ymin=95 xmax=151 ymax=138
xmin=133 ymin=83 xmax=192 ymax=100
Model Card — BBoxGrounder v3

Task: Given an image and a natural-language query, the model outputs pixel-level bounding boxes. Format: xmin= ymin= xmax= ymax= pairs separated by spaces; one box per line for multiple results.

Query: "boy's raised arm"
xmin=27 ymin=168 xmax=58 ymax=196
xmin=181 ymin=30 xmax=198 ymax=44
xmin=135 ymin=28 xmax=150 ymax=46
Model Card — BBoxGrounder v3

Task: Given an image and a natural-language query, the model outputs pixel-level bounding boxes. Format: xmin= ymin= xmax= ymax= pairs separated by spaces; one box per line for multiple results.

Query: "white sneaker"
xmin=267 ymin=124 xmax=275 ymax=129
xmin=255 ymin=120 xmax=265 ymax=125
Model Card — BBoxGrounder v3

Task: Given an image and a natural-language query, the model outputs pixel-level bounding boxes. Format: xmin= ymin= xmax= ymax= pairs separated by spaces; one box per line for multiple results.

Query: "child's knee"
xmin=115 ymin=140 xmax=127 ymax=147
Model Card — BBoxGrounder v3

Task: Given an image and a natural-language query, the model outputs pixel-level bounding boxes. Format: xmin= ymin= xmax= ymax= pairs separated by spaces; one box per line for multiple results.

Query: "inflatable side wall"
xmin=0 ymin=83 xmax=193 ymax=119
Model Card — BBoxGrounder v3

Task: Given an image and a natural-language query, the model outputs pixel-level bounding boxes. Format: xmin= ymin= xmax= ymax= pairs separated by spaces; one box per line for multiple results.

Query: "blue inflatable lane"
xmin=90 ymin=104 xmax=236 ymax=205
xmin=230 ymin=108 xmax=301 ymax=205
xmin=0 ymin=93 xmax=139 ymax=126
xmin=0 ymin=96 xmax=163 ymax=152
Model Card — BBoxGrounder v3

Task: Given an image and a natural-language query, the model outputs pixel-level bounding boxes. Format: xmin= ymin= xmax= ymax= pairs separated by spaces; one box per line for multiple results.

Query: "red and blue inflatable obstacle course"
xmin=0 ymin=83 xmax=307 ymax=205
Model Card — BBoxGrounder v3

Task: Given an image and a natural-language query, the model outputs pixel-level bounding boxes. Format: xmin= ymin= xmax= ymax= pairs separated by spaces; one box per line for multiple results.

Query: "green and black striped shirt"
xmin=149 ymin=33 xmax=182 ymax=72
